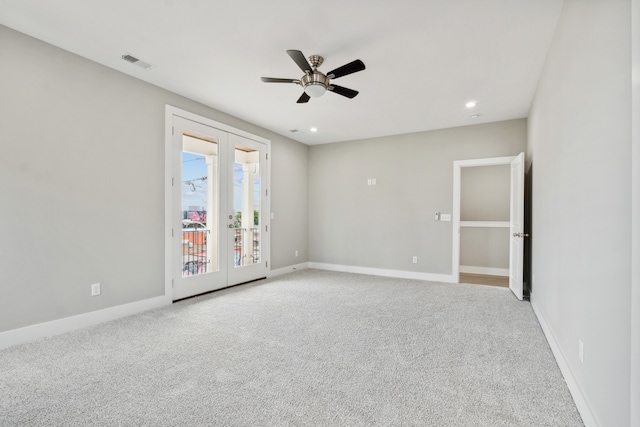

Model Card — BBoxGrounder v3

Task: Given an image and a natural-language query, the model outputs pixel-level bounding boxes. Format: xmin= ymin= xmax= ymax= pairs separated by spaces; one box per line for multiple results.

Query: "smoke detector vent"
xmin=121 ymin=54 xmax=153 ymax=70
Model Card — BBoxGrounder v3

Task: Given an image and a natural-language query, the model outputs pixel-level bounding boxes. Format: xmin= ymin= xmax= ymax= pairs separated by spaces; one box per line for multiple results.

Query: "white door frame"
xmin=452 ymin=155 xmax=517 ymax=284
xmin=164 ymin=105 xmax=271 ymax=300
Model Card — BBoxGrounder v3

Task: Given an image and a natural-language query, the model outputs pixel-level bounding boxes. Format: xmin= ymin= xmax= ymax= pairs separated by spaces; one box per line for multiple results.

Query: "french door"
xmin=170 ymin=113 xmax=269 ymax=301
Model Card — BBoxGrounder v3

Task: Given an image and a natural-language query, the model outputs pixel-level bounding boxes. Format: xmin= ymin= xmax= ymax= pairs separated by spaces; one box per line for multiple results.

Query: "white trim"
xmin=452 ymin=155 xmax=516 ymax=285
xmin=454 ymin=156 xmax=516 ymax=168
xmin=460 ymin=221 xmax=510 ymax=228
xmin=309 ymin=262 xmax=455 ymax=283
xmin=164 ymin=107 xmax=174 ymax=299
xmin=531 ymin=296 xmax=598 ymax=427
xmin=459 ymin=266 xmax=509 ymax=277
xmin=166 ymin=105 xmax=270 ymax=145
xmin=268 ymin=262 xmax=310 ymax=278
xmin=0 ymin=295 xmax=170 ymax=350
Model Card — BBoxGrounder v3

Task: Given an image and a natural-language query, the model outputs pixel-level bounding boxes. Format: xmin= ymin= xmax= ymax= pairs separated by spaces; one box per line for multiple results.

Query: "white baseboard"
xmin=459 ymin=265 xmax=509 ymax=276
xmin=531 ymin=296 xmax=598 ymax=427
xmin=308 ymin=262 xmax=455 ymax=283
xmin=0 ymin=295 xmax=171 ymax=350
xmin=268 ymin=262 xmax=309 ymax=277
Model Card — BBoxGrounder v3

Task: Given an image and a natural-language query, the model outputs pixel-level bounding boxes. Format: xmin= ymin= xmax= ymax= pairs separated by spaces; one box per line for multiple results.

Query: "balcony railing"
xmin=234 ymin=227 xmax=260 ymax=267
xmin=182 ymin=229 xmax=208 ymax=277
xmin=182 ymin=227 xmax=259 ymax=275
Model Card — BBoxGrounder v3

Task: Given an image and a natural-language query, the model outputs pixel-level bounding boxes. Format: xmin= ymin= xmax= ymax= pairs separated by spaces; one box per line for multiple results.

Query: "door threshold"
xmin=173 ymin=276 xmax=267 ymax=303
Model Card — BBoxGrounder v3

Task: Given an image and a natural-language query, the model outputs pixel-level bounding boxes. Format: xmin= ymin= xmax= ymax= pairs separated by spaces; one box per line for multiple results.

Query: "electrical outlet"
xmin=579 ymin=340 xmax=584 ymax=363
xmin=367 ymin=179 xmax=372 ymax=186
xmin=91 ymin=283 xmax=101 ymax=296
xmin=440 ymin=213 xmax=452 ymax=222
xmin=372 ymin=178 xmax=376 ymax=186
xmin=412 ymin=256 xmax=418 ymax=264
xmin=295 ymin=250 xmax=299 ymax=257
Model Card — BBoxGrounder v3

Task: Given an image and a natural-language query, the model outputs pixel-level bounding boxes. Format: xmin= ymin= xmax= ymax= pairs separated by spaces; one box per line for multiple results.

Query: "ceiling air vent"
xmin=121 ymin=54 xmax=153 ymax=70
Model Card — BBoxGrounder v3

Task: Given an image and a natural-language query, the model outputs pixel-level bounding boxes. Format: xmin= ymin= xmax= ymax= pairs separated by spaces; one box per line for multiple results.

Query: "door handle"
xmin=513 ymin=232 xmax=529 ymax=238
xmin=228 ymin=224 xmax=235 ymax=229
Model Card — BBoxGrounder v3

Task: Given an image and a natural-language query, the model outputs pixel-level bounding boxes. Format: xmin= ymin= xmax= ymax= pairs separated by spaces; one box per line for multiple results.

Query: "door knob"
xmin=228 ymin=224 xmax=234 ymax=229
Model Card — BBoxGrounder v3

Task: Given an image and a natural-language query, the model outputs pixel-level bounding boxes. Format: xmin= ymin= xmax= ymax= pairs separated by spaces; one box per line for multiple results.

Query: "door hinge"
xmin=172 ymin=177 xmax=174 ymax=186
xmin=266 ymin=189 xmax=268 ymax=196
xmin=266 ymin=153 xmax=268 ymax=160
xmin=265 ymin=225 xmax=268 ymax=232
xmin=172 ymin=126 xmax=175 ymax=135
xmin=172 ymin=228 xmax=174 ymax=237
xmin=266 ymin=261 xmax=268 ymax=268
xmin=172 ymin=279 xmax=174 ymax=288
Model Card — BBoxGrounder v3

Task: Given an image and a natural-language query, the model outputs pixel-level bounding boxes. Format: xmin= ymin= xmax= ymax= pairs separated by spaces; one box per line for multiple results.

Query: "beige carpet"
xmin=0 ymin=269 xmax=582 ymax=426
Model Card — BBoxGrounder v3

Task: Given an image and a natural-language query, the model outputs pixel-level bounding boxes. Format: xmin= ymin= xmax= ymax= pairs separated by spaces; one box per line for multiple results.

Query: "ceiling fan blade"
xmin=297 ymin=92 xmax=310 ymax=103
xmin=261 ymin=77 xmax=300 ymax=83
xmin=327 ymin=59 xmax=365 ymax=79
xmin=287 ymin=50 xmax=313 ymax=74
xmin=329 ymin=85 xmax=359 ymax=99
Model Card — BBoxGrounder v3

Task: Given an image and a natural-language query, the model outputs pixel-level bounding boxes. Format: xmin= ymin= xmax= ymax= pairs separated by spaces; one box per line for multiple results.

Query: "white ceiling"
xmin=0 ymin=0 xmax=563 ymax=145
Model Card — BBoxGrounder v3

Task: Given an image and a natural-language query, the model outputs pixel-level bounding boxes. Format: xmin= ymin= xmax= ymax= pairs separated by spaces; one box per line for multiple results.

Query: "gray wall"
xmin=632 ymin=1 xmax=640 ymax=424
xmin=308 ymin=120 xmax=526 ymax=274
xmin=270 ymin=137 xmax=309 ymax=268
xmin=527 ymin=0 xmax=632 ymax=425
xmin=0 ymin=25 xmax=309 ymax=333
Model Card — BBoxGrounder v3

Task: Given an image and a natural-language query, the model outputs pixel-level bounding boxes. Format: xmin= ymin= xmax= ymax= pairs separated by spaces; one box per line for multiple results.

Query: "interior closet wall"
xmin=460 ymin=165 xmax=510 ymax=275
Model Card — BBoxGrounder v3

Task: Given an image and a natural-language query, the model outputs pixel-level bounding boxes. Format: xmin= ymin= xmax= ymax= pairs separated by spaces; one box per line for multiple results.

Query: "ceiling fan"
xmin=261 ymin=50 xmax=365 ymax=103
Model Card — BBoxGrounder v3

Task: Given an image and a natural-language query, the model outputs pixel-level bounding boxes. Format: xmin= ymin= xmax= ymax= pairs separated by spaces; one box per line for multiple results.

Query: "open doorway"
xmin=459 ymin=164 xmax=510 ymax=288
xmin=452 ymin=154 xmax=526 ymax=300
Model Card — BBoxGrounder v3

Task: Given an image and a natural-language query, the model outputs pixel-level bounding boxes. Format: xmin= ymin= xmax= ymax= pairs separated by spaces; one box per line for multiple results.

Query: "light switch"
xmin=372 ymin=178 xmax=376 ymax=186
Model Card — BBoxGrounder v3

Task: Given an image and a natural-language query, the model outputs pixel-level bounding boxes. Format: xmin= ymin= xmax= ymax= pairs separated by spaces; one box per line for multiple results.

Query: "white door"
xmin=171 ymin=116 xmax=269 ymax=301
xmin=172 ymin=117 xmax=229 ymax=300
xmin=227 ymin=134 xmax=269 ymax=286
xmin=509 ymin=152 xmax=525 ymax=300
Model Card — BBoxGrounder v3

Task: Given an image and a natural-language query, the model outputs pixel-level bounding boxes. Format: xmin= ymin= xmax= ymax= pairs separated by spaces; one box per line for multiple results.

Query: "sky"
xmin=182 ymin=152 xmax=260 ymax=218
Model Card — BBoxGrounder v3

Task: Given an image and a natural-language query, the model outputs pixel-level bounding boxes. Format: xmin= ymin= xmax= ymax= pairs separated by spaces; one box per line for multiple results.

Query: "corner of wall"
xmin=630 ymin=0 xmax=640 ymax=425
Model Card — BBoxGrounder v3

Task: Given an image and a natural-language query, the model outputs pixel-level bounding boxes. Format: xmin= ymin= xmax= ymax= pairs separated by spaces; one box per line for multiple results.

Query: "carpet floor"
xmin=0 ymin=269 xmax=583 ymax=426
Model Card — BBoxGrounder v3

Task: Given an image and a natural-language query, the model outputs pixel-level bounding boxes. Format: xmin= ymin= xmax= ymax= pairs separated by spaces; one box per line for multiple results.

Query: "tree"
xmin=233 ymin=210 xmax=260 ymax=228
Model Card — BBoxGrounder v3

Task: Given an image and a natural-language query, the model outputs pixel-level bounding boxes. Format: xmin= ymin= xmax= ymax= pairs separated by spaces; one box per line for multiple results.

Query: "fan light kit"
xmin=261 ymin=50 xmax=365 ymax=103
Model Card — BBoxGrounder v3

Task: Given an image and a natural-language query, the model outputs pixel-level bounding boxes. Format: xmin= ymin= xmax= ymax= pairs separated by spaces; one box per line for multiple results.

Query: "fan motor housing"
xmin=301 ymin=71 xmax=330 ymax=96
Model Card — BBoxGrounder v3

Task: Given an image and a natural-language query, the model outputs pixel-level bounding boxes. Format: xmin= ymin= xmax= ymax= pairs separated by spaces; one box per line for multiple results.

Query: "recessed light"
xmin=310 ymin=127 xmax=318 ymax=133
xmin=465 ymin=101 xmax=477 ymax=108
xmin=470 ymin=114 xmax=480 ymax=119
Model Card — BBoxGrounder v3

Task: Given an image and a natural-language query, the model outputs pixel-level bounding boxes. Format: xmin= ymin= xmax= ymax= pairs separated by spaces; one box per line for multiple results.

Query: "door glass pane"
xmin=182 ymin=132 xmax=219 ymax=277
xmin=233 ymin=145 xmax=260 ymax=268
